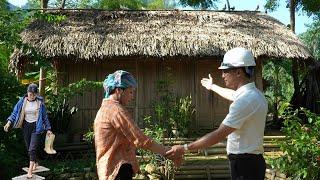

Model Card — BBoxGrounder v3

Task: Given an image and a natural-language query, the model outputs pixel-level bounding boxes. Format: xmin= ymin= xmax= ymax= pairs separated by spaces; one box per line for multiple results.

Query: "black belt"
xmin=228 ymin=153 xmax=263 ymax=160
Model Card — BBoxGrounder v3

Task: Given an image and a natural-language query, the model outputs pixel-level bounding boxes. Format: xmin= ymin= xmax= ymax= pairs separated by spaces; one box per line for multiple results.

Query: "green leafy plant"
xmin=170 ymin=95 xmax=195 ymax=137
xmin=300 ymin=17 xmax=320 ymax=61
xmin=152 ymin=77 xmax=195 ymax=137
xmin=33 ymin=12 xmax=66 ymax=24
xmin=263 ymin=59 xmax=294 ymax=128
xmin=137 ymin=116 xmax=174 ymax=180
xmin=0 ymin=72 xmax=26 ymax=179
xmin=46 ymin=71 xmax=102 ymax=133
xmin=269 ymin=108 xmax=320 ymax=179
xmin=83 ymin=127 xmax=94 ymax=144
xmin=137 ymin=76 xmax=195 ymax=179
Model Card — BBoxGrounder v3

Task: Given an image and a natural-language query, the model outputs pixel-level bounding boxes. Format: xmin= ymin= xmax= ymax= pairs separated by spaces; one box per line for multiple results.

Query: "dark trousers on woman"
xmin=22 ymin=121 xmax=40 ymax=162
xmin=228 ymin=153 xmax=266 ymax=180
xmin=115 ymin=164 xmax=133 ymax=180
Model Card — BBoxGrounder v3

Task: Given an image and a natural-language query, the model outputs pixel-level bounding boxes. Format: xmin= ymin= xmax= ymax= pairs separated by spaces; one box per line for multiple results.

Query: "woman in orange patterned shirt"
xmin=94 ymin=70 xmax=173 ymax=180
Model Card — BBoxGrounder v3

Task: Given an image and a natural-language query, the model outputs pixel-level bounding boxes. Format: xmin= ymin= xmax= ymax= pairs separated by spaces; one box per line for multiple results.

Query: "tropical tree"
xmin=27 ymin=0 xmax=168 ymax=9
xmin=0 ymin=1 xmax=30 ymax=71
xmin=264 ymin=0 xmax=320 ymax=93
xmin=263 ymin=59 xmax=293 ymax=127
xmin=178 ymin=0 xmax=218 ymax=9
xmin=26 ymin=0 xmax=41 ymax=8
xmin=300 ymin=16 xmax=320 ymax=60
xmin=26 ymin=0 xmax=220 ymax=10
xmin=0 ymin=2 xmax=31 ymax=178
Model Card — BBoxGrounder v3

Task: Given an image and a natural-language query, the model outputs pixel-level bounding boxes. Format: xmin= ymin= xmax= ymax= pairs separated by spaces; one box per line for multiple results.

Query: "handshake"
xmin=162 ymin=144 xmax=189 ymax=167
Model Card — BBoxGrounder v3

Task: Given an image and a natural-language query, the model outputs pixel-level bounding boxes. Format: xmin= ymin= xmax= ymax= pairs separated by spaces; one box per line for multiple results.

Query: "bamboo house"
xmin=10 ymin=10 xmax=312 ymax=134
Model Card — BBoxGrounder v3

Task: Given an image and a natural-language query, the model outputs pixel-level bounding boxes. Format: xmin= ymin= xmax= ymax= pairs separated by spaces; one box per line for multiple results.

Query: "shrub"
xmin=0 ymin=72 xmax=26 ymax=179
xmin=270 ymin=108 xmax=320 ymax=179
xmin=45 ymin=72 xmax=102 ymax=134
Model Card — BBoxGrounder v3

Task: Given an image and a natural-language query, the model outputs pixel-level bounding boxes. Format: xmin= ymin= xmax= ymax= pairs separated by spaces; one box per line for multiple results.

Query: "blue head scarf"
xmin=103 ymin=70 xmax=137 ymax=98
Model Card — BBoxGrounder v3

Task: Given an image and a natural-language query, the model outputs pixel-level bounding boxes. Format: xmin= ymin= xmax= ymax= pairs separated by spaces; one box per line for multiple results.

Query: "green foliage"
xmin=33 ymin=12 xmax=66 ymax=23
xmin=30 ymin=0 xmax=219 ymax=10
xmin=264 ymin=0 xmax=320 ymax=15
xmin=0 ymin=74 xmax=24 ymax=122
xmin=49 ymin=0 xmax=79 ymax=8
xmin=264 ymin=0 xmax=280 ymax=11
xmin=143 ymin=116 xmax=164 ymax=143
xmin=0 ymin=9 xmax=29 ymax=48
xmin=46 ymin=71 xmax=102 ymax=133
xmin=0 ymin=3 xmax=31 ymax=178
xmin=98 ymin=0 xmax=145 ymax=9
xmin=48 ymin=159 xmax=95 ymax=174
xmin=178 ymin=0 xmax=218 ymax=9
xmin=0 ymin=7 xmax=30 ymax=71
xmin=77 ymin=0 xmax=94 ymax=8
xmin=27 ymin=0 xmax=41 ymax=9
xmin=152 ymin=76 xmax=196 ymax=137
xmin=269 ymin=108 xmax=320 ymax=179
xmin=138 ymin=116 xmax=165 ymax=164
xmin=139 ymin=72 xmax=195 ymax=178
xmin=263 ymin=59 xmax=293 ymax=126
xmin=0 ymin=6 xmax=67 ymax=73
xmin=83 ymin=128 xmax=94 ymax=144
xmin=300 ymin=18 xmax=320 ymax=60
xmin=138 ymin=116 xmax=174 ymax=179
xmin=145 ymin=0 xmax=168 ymax=10
xmin=296 ymin=0 xmax=320 ymax=15
xmin=0 ymin=130 xmax=26 ymax=179
xmin=169 ymin=95 xmax=196 ymax=137
xmin=153 ymin=78 xmax=175 ymax=131
xmin=44 ymin=0 xmax=168 ymax=9
xmin=0 ymin=72 xmax=26 ymax=179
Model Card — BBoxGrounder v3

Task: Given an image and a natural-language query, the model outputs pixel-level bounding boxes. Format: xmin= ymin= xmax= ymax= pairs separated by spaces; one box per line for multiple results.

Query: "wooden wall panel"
xmin=68 ymin=61 xmax=83 ymax=132
xmin=64 ymin=59 xmax=138 ymax=133
xmin=59 ymin=57 xmax=264 ymax=134
xmin=137 ymin=60 xmax=157 ymax=126
xmin=196 ymin=60 xmax=214 ymax=129
xmin=149 ymin=60 xmax=197 ymax=129
xmin=195 ymin=59 xmax=233 ymax=129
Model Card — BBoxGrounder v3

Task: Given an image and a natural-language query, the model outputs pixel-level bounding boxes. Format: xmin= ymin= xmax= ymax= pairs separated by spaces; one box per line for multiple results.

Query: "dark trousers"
xmin=115 ymin=164 xmax=133 ymax=180
xmin=228 ymin=153 xmax=266 ymax=180
xmin=22 ymin=121 xmax=40 ymax=162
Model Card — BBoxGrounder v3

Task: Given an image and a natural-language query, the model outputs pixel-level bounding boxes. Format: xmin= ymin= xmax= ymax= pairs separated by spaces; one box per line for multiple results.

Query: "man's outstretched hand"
xmin=165 ymin=145 xmax=185 ymax=166
xmin=201 ymin=74 xmax=213 ymax=90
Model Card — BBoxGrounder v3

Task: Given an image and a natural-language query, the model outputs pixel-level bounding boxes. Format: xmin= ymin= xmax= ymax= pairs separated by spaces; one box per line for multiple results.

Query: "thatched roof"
xmin=10 ymin=10 xmax=312 ymax=72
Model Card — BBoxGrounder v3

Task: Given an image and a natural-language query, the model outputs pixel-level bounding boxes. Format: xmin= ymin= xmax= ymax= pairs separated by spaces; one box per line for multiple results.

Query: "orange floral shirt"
xmin=94 ymin=99 xmax=153 ymax=180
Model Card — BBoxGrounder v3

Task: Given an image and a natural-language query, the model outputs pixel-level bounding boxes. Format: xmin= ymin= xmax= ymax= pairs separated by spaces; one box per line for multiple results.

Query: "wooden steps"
xmin=172 ymin=136 xmax=285 ymax=179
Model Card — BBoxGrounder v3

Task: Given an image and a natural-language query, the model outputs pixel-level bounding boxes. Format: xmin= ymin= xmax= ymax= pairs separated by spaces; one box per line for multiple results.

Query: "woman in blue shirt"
xmin=3 ymin=83 xmax=52 ymax=179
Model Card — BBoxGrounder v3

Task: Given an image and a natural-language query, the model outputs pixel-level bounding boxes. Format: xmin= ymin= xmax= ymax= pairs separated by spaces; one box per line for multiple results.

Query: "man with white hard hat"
xmin=166 ymin=47 xmax=268 ymax=180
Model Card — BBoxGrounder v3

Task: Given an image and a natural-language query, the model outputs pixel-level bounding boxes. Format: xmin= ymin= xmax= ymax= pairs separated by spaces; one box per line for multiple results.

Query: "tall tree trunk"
xmin=226 ymin=0 xmax=230 ymax=11
xmin=41 ymin=0 xmax=49 ymax=9
xmin=60 ymin=0 xmax=66 ymax=9
xmin=290 ymin=0 xmax=299 ymax=93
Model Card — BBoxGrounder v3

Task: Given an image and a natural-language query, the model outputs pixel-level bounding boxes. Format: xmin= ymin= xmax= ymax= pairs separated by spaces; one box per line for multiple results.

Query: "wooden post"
xmin=135 ymin=59 xmax=139 ymax=125
xmin=39 ymin=67 xmax=46 ymax=98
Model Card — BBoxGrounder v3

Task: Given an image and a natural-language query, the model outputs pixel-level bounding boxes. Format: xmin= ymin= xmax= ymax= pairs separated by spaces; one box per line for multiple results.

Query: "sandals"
xmin=27 ymin=175 xmax=33 ymax=179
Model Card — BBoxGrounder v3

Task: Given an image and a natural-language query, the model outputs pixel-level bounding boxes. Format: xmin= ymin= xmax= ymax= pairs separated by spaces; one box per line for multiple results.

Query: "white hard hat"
xmin=218 ymin=47 xmax=256 ymax=69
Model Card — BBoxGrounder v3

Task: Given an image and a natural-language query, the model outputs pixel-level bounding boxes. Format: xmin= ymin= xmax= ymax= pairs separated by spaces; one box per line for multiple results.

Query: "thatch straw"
xmin=10 ymin=10 xmax=312 ymax=73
